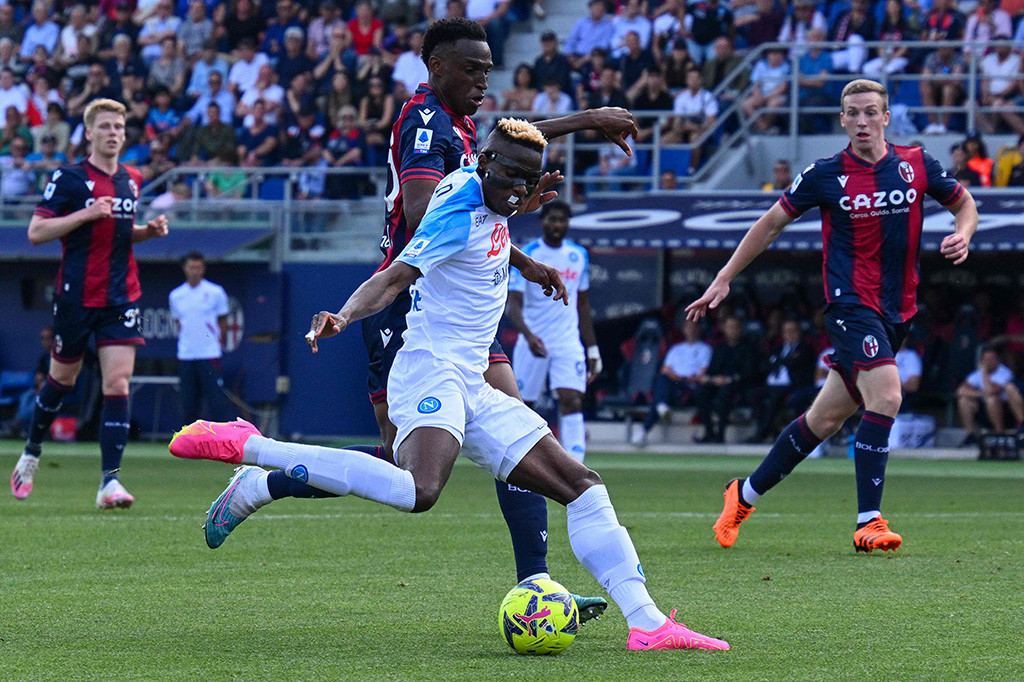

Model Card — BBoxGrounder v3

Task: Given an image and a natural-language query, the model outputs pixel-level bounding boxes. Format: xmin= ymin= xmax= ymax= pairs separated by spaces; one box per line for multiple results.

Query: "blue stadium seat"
xmin=659 ymin=148 xmax=692 ymax=177
xmin=0 ymin=370 xmax=34 ymax=408
xmin=258 ymin=178 xmax=287 ymax=200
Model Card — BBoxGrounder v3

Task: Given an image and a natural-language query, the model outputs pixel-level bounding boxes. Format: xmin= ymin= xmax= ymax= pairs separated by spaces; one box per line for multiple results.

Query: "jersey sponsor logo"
xmin=839 ymin=188 xmax=918 ymax=212
xmin=838 ymin=174 xmax=849 ymax=188
xmin=557 ymin=267 xmax=580 ymax=281
xmin=492 ymin=263 xmax=508 ymax=286
xmin=898 ymin=161 xmax=915 ymax=184
xmin=380 ymin=327 xmax=393 ymax=347
xmin=486 ymin=221 xmax=509 ymax=258
xmin=418 ymin=108 xmax=435 ymax=125
xmin=862 ymin=334 xmax=879 ymax=358
xmin=417 ymin=396 xmax=441 ymax=414
xmin=414 ymin=128 xmax=433 ymax=153
xmin=85 ymin=196 xmax=138 ymax=217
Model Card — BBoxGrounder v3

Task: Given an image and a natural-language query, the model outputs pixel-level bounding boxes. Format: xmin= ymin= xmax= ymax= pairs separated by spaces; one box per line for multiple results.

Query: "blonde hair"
xmin=841 ymin=79 xmax=889 ymax=112
xmin=83 ymin=98 xmax=127 ymax=129
xmin=495 ymin=117 xmax=547 ymax=150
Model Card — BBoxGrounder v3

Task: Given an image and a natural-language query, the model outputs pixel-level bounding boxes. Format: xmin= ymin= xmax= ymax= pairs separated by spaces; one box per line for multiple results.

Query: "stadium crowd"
xmin=0 ymin=0 xmax=1021 ymax=198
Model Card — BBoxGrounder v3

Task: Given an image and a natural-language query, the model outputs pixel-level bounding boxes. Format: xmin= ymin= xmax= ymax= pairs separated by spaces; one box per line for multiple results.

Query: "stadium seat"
xmin=0 ymin=370 xmax=34 ymax=408
xmin=659 ymin=148 xmax=692 ymax=177
xmin=258 ymin=178 xmax=287 ymax=201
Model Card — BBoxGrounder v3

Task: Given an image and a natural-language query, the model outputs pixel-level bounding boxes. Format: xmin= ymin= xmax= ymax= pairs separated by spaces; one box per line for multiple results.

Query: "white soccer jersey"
xmin=397 ymin=165 xmax=511 ymax=375
xmin=508 ymin=238 xmax=589 ymax=353
xmin=169 ymin=278 xmax=229 ymax=360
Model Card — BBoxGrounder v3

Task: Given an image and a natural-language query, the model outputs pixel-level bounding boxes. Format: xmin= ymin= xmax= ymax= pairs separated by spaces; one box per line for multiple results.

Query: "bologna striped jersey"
xmin=35 ymin=161 xmax=144 ymax=308
xmin=378 ymin=84 xmax=477 ymax=272
xmin=779 ymin=143 xmax=964 ymax=323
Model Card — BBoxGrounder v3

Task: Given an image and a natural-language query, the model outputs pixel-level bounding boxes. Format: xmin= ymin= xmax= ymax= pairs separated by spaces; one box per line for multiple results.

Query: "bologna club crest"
xmin=862 ymin=335 xmax=879 ymax=358
xmin=898 ymin=161 xmax=914 ymax=184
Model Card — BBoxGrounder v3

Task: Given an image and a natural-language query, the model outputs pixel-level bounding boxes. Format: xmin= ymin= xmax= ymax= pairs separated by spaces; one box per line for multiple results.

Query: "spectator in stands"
xmin=895 ymin=338 xmax=922 ymax=411
xmin=31 ymin=103 xmax=70 ymax=155
xmin=25 ymin=134 xmax=66 ymax=187
xmin=348 ymin=0 xmax=384 ymax=57
xmin=187 ymin=71 xmax=236 ymax=124
xmin=702 ymin=35 xmax=747 ymax=104
xmin=283 ymin=70 xmax=315 ymax=120
xmin=67 ymin=62 xmax=120 ymax=118
xmin=658 ymin=169 xmax=678 ymax=189
xmin=140 ymin=139 xmax=176 ymax=181
xmin=0 ymin=70 xmax=27 ymax=128
xmin=263 ymin=0 xmax=303 ymax=58
xmin=949 ymin=142 xmax=982 ymax=186
xmin=693 ymin=315 xmax=757 ymax=443
xmin=664 ymin=68 xmax=717 ymax=171
xmin=0 ymin=39 xmax=23 ymax=80
xmin=829 ymin=0 xmax=873 ymax=74
xmin=57 ymin=5 xmax=98 ymax=65
xmin=627 ymin=67 xmax=673 ymax=146
xmin=282 ymin=107 xmax=327 ymax=199
xmin=306 ymin=1 xmax=343 ymax=61
xmin=565 ymin=0 xmax=615 ymax=69
xmin=611 ymin=0 xmax=652 ymax=59
xmin=183 ymin=101 xmax=234 ymax=161
xmin=761 ymin=158 xmax=791 ymax=191
xmin=354 ymin=47 xmax=392 ymax=97
xmin=21 ymin=2 xmax=60 ymax=60
xmin=632 ymin=318 xmax=712 ymax=445
xmin=467 ymin=0 xmax=511 ymax=68
xmin=98 ymin=2 xmax=140 ymax=54
xmin=274 ymin=28 xmax=314 ymax=90
xmin=532 ymin=76 xmax=574 ymax=114
xmin=313 ymin=25 xmax=357 ymax=93
xmin=977 ymin=36 xmax=1024 ymax=135
xmin=65 ymin=37 xmax=100 ymax=89
xmin=923 ymin=0 xmax=966 ymax=42
xmin=962 ymin=135 xmax=994 ymax=187
xmin=0 ymin=136 xmax=35 ymax=198
xmin=323 ymin=104 xmax=364 ymax=199
xmin=148 ymin=36 xmax=187 ymax=98
xmin=617 ymin=30 xmax=656 ymax=88
xmin=736 ymin=0 xmax=784 ymax=49
xmin=778 ymin=0 xmax=827 ymax=54
xmin=686 ymin=0 xmax=733 ymax=65
xmin=920 ymin=43 xmax=965 ymax=134
xmin=746 ymin=319 xmax=816 ymax=443
xmin=662 ymin=40 xmax=698 ymax=89
xmin=534 ymin=31 xmax=572 ymax=95
xmin=392 ymin=27 xmax=426 ymax=101
xmin=325 ymin=70 xmax=354 ymax=124
xmin=501 ymin=64 xmax=536 ymax=111
xmin=238 ymin=63 xmax=285 ymax=123
xmin=105 ymin=34 xmax=147 ymax=93
xmin=0 ymin=5 xmax=23 ymax=46
xmin=863 ymin=0 xmax=914 ymax=78
xmin=797 ymin=27 xmax=834 ymax=134
xmin=139 ymin=0 xmax=182 ymax=65
xmin=229 ymin=38 xmax=271 ymax=96
xmin=956 ymin=346 xmax=1024 ymax=445
xmin=357 ymin=75 xmax=394 ymax=167
xmin=178 ymin=0 xmax=214 ymax=60
xmin=223 ymin=0 xmax=266 ymax=53
xmin=145 ymin=87 xmax=183 ymax=141
xmin=587 ymin=66 xmax=628 ymax=109
xmin=237 ymin=99 xmax=280 ymax=167
xmin=650 ymin=0 xmax=686 ymax=50
xmin=741 ymin=47 xmax=789 ymax=133
xmin=204 ymin=150 xmax=247 ymax=197
xmin=963 ymin=0 xmax=1011 ymax=61
xmin=582 ymin=140 xmax=637 ymax=193
xmin=576 ymin=47 xmax=609 ymax=96
xmin=1005 ymin=136 xmax=1024 ymax=186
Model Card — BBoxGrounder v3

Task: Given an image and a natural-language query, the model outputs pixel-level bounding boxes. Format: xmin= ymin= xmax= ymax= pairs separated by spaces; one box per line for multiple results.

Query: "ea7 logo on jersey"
xmin=898 ymin=161 xmax=915 ymax=184
xmin=839 ymin=188 xmax=918 ymax=212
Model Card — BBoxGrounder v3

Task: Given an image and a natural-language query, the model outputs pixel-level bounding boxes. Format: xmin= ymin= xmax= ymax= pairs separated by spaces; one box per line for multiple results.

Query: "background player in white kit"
xmin=170 ymin=119 xmax=730 ymax=651
xmin=507 ymin=200 xmax=600 ymax=462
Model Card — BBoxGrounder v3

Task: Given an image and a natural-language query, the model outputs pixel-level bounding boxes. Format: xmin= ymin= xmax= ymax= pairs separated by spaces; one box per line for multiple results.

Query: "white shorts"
xmin=388 ymin=349 xmax=551 ymax=481
xmin=512 ymin=336 xmax=586 ymax=402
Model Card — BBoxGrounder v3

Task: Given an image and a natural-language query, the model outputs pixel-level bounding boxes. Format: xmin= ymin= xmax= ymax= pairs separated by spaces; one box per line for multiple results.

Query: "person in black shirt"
xmin=746 ymin=319 xmax=816 ymax=443
xmin=627 ymin=68 xmax=672 ymax=146
xmin=532 ymin=30 xmax=572 ymax=95
xmin=694 ymin=316 xmax=757 ymax=443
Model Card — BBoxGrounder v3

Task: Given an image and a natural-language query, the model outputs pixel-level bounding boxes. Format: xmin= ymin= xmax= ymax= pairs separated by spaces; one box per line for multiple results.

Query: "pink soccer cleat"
xmin=627 ymin=609 xmax=730 ymax=651
xmin=168 ymin=419 xmax=261 ymax=464
xmin=11 ymin=453 xmax=39 ymax=499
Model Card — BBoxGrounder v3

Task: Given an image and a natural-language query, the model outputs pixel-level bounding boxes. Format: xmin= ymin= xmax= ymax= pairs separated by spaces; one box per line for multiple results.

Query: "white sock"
xmin=243 ymin=435 xmax=416 ymax=512
xmin=560 ymin=412 xmax=586 ymax=462
xmin=227 ymin=467 xmax=273 ymax=518
xmin=566 ymin=484 xmax=666 ymax=631
xmin=742 ymin=478 xmax=761 ymax=505
xmin=857 ymin=510 xmax=881 ymax=525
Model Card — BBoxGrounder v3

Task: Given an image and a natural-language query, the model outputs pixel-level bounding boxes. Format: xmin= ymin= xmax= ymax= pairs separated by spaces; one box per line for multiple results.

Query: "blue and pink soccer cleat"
xmin=204 ymin=466 xmax=264 ymax=549
xmin=10 ymin=453 xmax=39 ymax=500
xmin=626 ymin=609 xmax=730 ymax=651
xmin=169 ymin=418 xmax=261 ymax=464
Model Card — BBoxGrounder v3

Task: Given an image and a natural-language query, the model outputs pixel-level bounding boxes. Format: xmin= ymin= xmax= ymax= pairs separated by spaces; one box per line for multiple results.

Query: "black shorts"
xmin=823 ymin=303 xmax=907 ymax=403
xmin=361 ymin=289 xmax=509 ymax=405
xmin=51 ymin=297 xmax=145 ymax=364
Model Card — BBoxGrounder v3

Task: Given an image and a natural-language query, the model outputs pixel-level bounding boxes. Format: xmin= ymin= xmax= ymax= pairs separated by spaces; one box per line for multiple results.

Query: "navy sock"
xmin=853 ymin=411 xmax=893 ymax=519
xmin=266 ymin=469 xmax=339 ymax=499
xmin=494 ymin=479 xmax=549 ymax=583
xmin=99 ymin=395 xmax=130 ymax=485
xmin=25 ymin=376 xmax=73 ymax=456
xmin=747 ymin=414 xmax=822 ymax=502
xmin=347 ymin=444 xmax=391 ymax=463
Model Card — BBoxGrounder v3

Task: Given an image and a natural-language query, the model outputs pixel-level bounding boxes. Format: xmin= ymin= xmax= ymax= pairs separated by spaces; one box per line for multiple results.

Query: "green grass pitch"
xmin=1 ymin=441 xmax=1022 ymax=681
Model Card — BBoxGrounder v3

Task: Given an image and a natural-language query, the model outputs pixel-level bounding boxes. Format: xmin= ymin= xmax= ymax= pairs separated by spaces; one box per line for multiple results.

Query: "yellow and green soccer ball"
xmin=499 ymin=578 xmax=579 ymax=655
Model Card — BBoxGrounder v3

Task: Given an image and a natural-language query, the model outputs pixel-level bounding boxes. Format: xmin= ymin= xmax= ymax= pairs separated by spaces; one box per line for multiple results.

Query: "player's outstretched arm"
xmin=132 ymin=214 xmax=169 ymax=242
xmin=306 ymin=261 xmax=420 ymax=353
xmin=940 ymin=189 xmax=978 ymax=265
xmin=534 ymin=107 xmax=639 ymax=156
xmin=27 ymin=196 xmax=114 ymax=244
xmin=686 ymin=201 xmax=793 ymax=321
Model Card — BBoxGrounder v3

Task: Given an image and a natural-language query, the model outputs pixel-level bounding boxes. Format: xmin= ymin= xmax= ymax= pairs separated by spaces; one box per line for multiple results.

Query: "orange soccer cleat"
xmin=853 ymin=517 xmax=903 ymax=553
xmin=713 ymin=478 xmax=755 ymax=548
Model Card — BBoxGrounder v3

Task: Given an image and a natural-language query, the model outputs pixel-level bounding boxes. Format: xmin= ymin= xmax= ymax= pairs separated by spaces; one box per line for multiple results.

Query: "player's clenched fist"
xmin=146 ymin=214 xmax=169 ymax=239
xmin=85 ymin=195 xmax=114 ymax=219
xmin=306 ymin=310 xmax=344 ymax=353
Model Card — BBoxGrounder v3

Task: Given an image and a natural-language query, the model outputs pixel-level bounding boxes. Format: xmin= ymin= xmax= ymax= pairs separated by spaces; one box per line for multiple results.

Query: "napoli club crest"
xmin=862 ymin=335 xmax=879 ymax=358
xmin=898 ymin=161 xmax=914 ymax=184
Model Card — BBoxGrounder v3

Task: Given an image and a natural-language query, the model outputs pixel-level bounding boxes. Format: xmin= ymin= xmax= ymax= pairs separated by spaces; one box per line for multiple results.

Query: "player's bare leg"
xmin=506 ymin=435 xmax=729 ymax=650
xmin=373 ymin=399 xmax=398 ymax=462
xmin=94 ymin=345 xmax=137 ymax=509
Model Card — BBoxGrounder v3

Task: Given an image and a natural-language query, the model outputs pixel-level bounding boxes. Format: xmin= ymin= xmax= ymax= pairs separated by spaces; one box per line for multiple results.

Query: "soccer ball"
xmin=499 ymin=578 xmax=579 ymax=655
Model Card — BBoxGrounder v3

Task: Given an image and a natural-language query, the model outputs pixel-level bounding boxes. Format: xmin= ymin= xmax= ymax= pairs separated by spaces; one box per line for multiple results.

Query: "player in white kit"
xmin=169 ymin=119 xmax=729 ymax=651
xmin=508 ymin=200 xmax=600 ymax=462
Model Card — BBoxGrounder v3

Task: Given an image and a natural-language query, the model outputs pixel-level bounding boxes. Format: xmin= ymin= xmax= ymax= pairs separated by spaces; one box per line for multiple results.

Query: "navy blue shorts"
xmin=362 ymin=289 xmax=509 ymax=405
xmin=823 ymin=303 xmax=907 ymax=403
xmin=51 ymin=297 xmax=145 ymax=364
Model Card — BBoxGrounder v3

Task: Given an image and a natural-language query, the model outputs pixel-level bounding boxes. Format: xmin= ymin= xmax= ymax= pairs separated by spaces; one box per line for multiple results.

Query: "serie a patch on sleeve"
xmin=414 ymin=128 xmax=433 ymax=154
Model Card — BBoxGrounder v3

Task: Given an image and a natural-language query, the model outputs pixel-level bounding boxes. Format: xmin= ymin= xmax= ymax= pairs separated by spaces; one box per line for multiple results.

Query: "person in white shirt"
xmin=977 ymin=37 xmax=1024 ymax=135
xmin=20 ymin=2 xmax=60 ymax=59
xmin=392 ymin=27 xmax=427 ymax=100
xmin=956 ymin=346 xmax=1024 ymax=445
xmin=138 ymin=0 xmax=182 ymax=64
xmin=894 ymin=339 xmax=922 ymax=410
xmin=611 ymin=0 xmax=652 ymax=58
xmin=169 ymin=251 xmax=231 ymax=425
xmin=0 ymin=68 xmax=28 ymax=127
xmin=508 ymin=200 xmax=600 ymax=462
xmin=633 ymin=318 xmax=712 ymax=444
xmin=741 ymin=47 xmax=790 ymax=132
xmin=228 ymin=38 xmax=270 ymax=96
xmin=665 ymin=68 xmax=718 ymax=171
